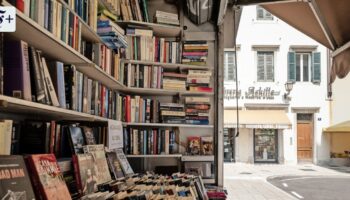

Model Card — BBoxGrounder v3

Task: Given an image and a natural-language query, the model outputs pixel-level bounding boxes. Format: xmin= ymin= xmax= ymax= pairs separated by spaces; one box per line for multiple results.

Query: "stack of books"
xmin=185 ymin=97 xmax=210 ymax=125
xmin=123 ymin=128 xmax=177 ymax=155
xmin=124 ymin=64 xmax=163 ymax=89
xmin=154 ymin=10 xmax=180 ymax=26
xmin=187 ymin=70 xmax=213 ymax=92
xmin=182 ymin=41 xmax=209 ymax=66
xmin=162 ymin=72 xmax=187 ymax=91
xmin=97 ymin=15 xmax=127 ymax=49
xmin=125 ymin=28 xmax=182 ymax=63
xmin=159 ymin=103 xmax=186 ymax=124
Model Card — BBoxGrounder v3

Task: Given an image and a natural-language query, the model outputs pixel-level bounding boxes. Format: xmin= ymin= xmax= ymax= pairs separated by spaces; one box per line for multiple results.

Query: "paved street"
xmin=268 ymin=175 xmax=350 ymax=200
xmin=223 ymin=163 xmax=350 ymax=200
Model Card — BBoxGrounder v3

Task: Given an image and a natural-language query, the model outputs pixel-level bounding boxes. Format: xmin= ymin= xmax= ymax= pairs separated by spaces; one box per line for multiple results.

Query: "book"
xmin=187 ymin=136 xmax=201 ymax=155
xmin=0 ymin=120 xmax=12 ymax=155
xmin=107 ymin=120 xmax=124 ymax=150
xmin=82 ymin=126 xmax=96 ymax=145
xmin=115 ymin=148 xmax=134 ymax=176
xmin=106 ymin=151 xmax=125 ymax=179
xmin=26 ymin=154 xmax=71 ymax=200
xmin=68 ymin=126 xmax=85 ymax=154
xmin=73 ymin=153 xmax=97 ymax=195
xmin=28 ymin=46 xmax=45 ymax=103
xmin=47 ymin=61 xmax=66 ymax=108
xmin=41 ymin=57 xmax=60 ymax=106
xmin=0 ymin=155 xmax=36 ymax=200
xmin=201 ymin=136 xmax=213 ymax=155
xmin=83 ymin=145 xmax=112 ymax=184
xmin=3 ymin=40 xmax=32 ymax=101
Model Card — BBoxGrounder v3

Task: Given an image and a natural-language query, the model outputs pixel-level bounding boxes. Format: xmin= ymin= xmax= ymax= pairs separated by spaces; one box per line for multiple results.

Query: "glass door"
xmin=254 ymin=129 xmax=278 ymax=163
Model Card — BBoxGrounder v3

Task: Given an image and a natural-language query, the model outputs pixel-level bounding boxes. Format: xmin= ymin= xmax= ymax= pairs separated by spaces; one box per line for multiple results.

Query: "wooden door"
xmin=297 ymin=122 xmax=313 ymax=162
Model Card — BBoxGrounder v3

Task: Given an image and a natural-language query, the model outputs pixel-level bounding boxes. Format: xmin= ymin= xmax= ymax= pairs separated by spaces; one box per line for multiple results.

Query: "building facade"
xmin=223 ymin=5 xmax=330 ymax=165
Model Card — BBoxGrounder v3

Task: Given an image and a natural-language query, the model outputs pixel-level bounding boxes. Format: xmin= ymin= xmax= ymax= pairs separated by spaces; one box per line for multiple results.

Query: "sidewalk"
xmin=223 ymin=163 xmax=349 ymax=200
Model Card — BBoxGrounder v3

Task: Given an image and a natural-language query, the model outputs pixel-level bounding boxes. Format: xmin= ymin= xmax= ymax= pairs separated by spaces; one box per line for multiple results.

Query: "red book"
xmin=72 ymin=155 xmax=83 ymax=196
xmin=163 ymin=41 xmax=167 ymax=63
xmin=72 ymin=16 xmax=76 ymax=50
xmin=126 ymin=95 xmax=131 ymax=122
xmin=26 ymin=154 xmax=71 ymax=200
xmin=154 ymin=38 xmax=158 ymax=62
xmin=16 ymin=0 xmax=25 ymax=12
xmin=153 ymin=130 xmax=157 ymax=154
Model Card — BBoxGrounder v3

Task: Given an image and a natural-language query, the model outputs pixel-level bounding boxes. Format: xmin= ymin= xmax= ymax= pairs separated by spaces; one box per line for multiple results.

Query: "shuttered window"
xmin=256 ymin=6 xmax=274 ymax=20
xmin=224 ymin=51 xmax=236 ymax=81
xmin=288 ymin=51 xmax=321 ymax=83
xmin=257 ymin=51 xmax=274 ymax=82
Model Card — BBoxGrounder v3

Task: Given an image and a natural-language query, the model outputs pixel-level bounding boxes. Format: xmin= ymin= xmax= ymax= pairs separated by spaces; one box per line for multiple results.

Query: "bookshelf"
xmin=0 ymin=0 xmax=220 ymax=196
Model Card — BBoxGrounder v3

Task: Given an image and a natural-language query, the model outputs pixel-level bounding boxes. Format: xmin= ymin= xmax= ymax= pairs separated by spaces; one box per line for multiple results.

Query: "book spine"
xmin=29 ymin=47 xmax=45 ymax=102
xmin=72 ymin=155 xmax=83 ymax=196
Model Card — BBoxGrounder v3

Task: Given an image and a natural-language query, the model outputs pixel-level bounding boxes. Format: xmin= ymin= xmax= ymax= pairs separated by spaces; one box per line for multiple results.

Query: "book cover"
xmin=187 ymin=136 xmax=201 ymax=155
xmin=201 ymin=136 xmax=213 ymax=155
xmin=48 ymin=61 xmax=66 ymax=109
xmin=3 ymin=40 xmax=32 ymax=101
xmin=83 ymin=145 xmax=112 ymax=184
xmin=68 ymin=126 xmax=85 ymax=154
xmin=0 ymin=155 xmax=36 ymax=200
xmin=73 ymin=153 xmax=97 ymax=195
xmin=36 ymin=51 xmax=51 ymax=105
xmin=41 ymin=57 xmax=60 ymax=106
xmin=106 ymin=152 xmax=125 ymax=179
xmin=115 ymin=148 xmax=134 ymax=176
xmin=26 ymin=154 xmax=71 ymax=200
xmin=107 ymin=120 xmax=123 ymax=150
xmin=82 ymin=126 xmax=96 ymax=145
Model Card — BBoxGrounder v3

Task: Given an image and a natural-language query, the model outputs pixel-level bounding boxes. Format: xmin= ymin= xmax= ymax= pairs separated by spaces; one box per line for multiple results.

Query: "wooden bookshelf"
xmin=116 ymin=20 xmax=182 ymax=37
xmin=0 ymin=95 xmax=107 ymax=122
xmin=122 ymin=59 xmax=211 ymax=70
xmin=123 ymin=87 xmax=214 ymax=96
xmin=126 ymin=154 xmax=182 ymax=158
xmin=2 ymin=0 xmax=123 ymax=90
xmin=123 ymin=122 xmax=214 ymax=128
xmin=181 ymin=155 xmax=215 ymax=162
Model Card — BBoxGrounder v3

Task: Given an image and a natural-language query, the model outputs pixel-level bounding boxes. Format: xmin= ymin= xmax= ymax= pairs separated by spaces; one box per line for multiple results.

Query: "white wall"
xmin=332 ymin=75 xmax=350 ymax=125
xmin=224 ymin=6 xmax=330 ymax=164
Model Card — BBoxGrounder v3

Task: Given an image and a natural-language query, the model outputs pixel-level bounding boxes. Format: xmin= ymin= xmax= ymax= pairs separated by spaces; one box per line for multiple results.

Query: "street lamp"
xmin=284 ymin=82 xmax=293 ymax=100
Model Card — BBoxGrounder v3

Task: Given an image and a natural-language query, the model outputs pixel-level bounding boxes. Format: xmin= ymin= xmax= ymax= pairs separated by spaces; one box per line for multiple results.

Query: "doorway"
xmin=297 ymin=114 xmax=314 ymax=163
xmin=224 ymin=128 xmax=235 ymax=162
xmin=254 ymin=129 xmax=278 ymax=163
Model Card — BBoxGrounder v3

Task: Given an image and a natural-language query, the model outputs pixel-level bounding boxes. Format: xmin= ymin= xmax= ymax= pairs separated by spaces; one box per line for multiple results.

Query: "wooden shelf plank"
xmin=116 ymin=20 xmax=182 ymax=37
xmin=122 ymin=87 xmax=214 ymax=96
xmin=123 ymin=122 xmax=214 ymax=128
xmin=0 ymin=95 xmax=107 ymax=122
xmin=202 ymin=178 xmax=215 ymax=184
xmin=126 ymin=154 xmax=182 ymax=158
xmin=122 ymin=59 xmax=211 ymax=70
xmin=181 ymin=155 xmax=215 ymax=162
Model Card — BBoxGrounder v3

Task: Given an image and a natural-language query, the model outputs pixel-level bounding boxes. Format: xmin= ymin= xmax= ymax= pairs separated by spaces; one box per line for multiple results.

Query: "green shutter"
xmin=312 ymin=52 xmax=321 ymax=83
xmin=287 ymin=52 xmax=296 ymax=82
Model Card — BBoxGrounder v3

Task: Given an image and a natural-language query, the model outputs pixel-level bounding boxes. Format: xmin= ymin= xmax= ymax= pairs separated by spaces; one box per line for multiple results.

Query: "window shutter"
xmin=257 ymin=53 xmax=265 ymax=81
xmin=265 ymin=53 xmax=274 ymax=81
xmin=287 ymin=52 xmax=296 ymax=82
xmin=312 ymin=52 xmax=321 ymax=83
xmin=257 ymin=7 xmax=264 ymax=19
xmin=227 ymin=53 xmax=235 ymax=81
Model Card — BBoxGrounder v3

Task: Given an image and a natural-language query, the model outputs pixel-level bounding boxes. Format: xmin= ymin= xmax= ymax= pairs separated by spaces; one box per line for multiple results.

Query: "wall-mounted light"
xmin=283 ymin=82 xmax=293 ymax=101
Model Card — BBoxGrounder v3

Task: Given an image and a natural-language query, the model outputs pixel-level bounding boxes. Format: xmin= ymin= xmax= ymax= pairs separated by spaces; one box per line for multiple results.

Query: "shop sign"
xmin=224 ymin=87 xmax=280 ymax=100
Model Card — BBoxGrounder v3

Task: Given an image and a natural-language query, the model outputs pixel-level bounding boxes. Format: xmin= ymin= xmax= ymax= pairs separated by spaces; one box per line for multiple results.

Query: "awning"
xmin=323 ymin=120 xmax=350 ymax=133
xmin=224 ymin=110 xmax=291 ymax=129
xmin=234 ymin=0 xmax=350 ymax=83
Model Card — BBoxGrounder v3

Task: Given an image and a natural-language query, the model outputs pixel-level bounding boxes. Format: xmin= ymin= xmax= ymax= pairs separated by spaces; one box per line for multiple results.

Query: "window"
xmin=296 ymin=53 xmax=311 ymax=82
xmin=288 ymin=51 xmax=321 ymax=83
xmin=224 ymin=51 xmax=236 ymax=81
xmin=256 ymin=6 xmax=274 ymax=20
xmin=257 ymin=51 xmax=274 ymax=82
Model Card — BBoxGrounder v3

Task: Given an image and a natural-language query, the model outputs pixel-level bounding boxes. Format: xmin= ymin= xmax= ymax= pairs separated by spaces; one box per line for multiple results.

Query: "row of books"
xmin=123 ymin=128 xmax=178 ymax=155
xmin=185 ymin=97 xmax=211 ymax=125
xmin=125 ymin=28 xmax=182 ymax=63
xmin=182 ymin=41 xmax=208 ymax=66
xmin=154 ymin=10 xmax=180 ymax=26
xmin=9 ymin=0 xmax=93 ymax=51
xmin=124 ymin=64 xmax=163 ymax=89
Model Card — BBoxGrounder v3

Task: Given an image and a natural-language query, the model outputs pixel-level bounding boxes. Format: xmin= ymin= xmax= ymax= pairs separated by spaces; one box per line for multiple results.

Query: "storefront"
xmin=224 ymin=110 xmax=291 ymax=164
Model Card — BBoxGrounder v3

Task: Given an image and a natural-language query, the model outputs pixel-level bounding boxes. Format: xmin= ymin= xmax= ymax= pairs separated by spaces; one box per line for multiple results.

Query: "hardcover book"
xmin=73 ymin=153 xmax=97 ymax=195
xmin=68 ymin=126 xmax=85 ymax=154
xmin=0 ymin=155 xmax=36 ymax=200
xmin=82 ymin=126 xmax=96 ymax=145
xmin=83 ymin=145 xmax=112 ymax=184
xmin=26 ymin=154 xmax=71 ymax=200
xmin=115 ymin=148 xmax=134 ymax=176
xmin=201 ymin=136 xmax=213 ymax=155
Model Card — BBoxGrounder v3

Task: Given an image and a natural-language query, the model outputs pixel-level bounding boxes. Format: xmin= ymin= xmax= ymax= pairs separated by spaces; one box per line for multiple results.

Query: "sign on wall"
xmin=224 ymin=87 xmax=280 ymax=100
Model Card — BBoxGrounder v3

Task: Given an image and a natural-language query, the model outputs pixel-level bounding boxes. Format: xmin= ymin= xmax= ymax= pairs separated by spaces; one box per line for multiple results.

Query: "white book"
xmin=0 ymin=122 xmax=5 ymax=154
xmin=152 ymin=66 xmax=157 ymax=88
xmin=144 ymin=67 xmax=148 ymax=88
xmin=24 ymin=0 xmax=31 ymax=17
xmin=56 ymin=3 xmax=62 ymax=38
xmin=135 ymin=96 xmax=140 ymax=122
xmin=107 ymin=120 xmax=123 ymax=150
xmin=127 ymin=63 xmax=132 ymax=87
xmin=42 ymin=57 xmax=60 ymax=106
xmin=37 ymin=0 xmax=45 ymax=27
xmin=172 ymin=42 xmax=177 ymax=64
xmin=0 ymin=120 xmax=13 ymax=155
xmin=165 ymin=130 xmax=170 ymax=154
